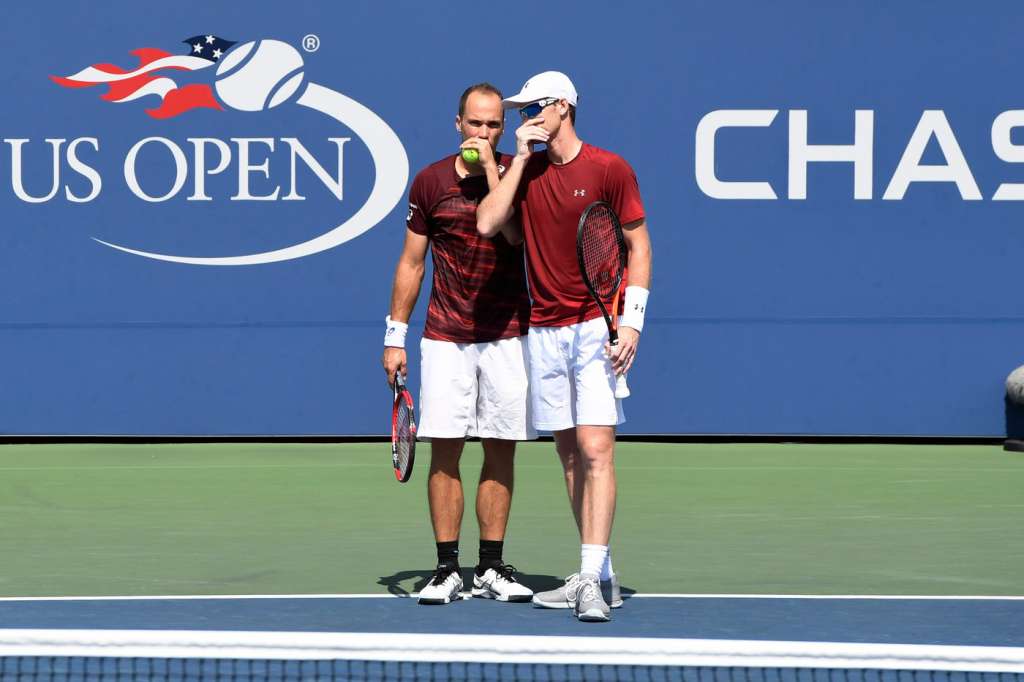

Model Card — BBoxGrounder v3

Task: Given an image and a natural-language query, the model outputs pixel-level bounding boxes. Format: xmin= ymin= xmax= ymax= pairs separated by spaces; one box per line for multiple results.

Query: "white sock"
xmin=600 ymin=551 xmax=615 ymax=581
xmin=580 ymin=544 xmax=608 ymax=578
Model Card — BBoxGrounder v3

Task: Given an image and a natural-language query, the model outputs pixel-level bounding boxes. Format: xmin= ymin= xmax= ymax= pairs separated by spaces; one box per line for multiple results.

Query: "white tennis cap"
xmin=503 ymin=71 xmax=578 ymax=108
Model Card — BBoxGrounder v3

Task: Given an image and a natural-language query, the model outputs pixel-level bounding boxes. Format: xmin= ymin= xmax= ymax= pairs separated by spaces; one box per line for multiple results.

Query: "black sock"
xmin=477 ymin=539 xmax=504 ymax=575
xmin=436 ymin=541 xmax=459 ymax=570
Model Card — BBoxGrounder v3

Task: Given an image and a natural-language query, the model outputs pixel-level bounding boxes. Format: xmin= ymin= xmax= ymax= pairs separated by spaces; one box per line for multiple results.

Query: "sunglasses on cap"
xmin=518 ymin=98 xmax=559 ymax=120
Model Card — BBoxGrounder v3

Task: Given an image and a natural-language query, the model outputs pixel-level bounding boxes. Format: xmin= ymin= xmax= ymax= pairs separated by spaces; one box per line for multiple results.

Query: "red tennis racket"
xmin=391 ymin=373 xmax=416 ymax=482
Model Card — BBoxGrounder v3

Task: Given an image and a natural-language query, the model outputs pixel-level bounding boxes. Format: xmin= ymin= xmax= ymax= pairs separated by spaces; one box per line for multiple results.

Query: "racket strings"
xmin=579 ymin=209 xmax=625 ymax=300
xmin=394 ymin=400 xmax=414 ymax=464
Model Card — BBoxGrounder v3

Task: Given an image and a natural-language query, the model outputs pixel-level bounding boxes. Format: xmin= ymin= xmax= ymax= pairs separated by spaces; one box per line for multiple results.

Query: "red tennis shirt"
xmin=406 ymin=153 xmax=530 ymax=343
xmin=515 ymin=143 xmax=645 ymax=327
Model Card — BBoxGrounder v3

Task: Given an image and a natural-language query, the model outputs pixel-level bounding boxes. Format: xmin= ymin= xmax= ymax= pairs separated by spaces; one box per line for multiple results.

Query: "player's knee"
xmin=429 ymin=440 xmax=464 ymax=472
xmin=554 ymin=439 xmax=579 ymax=469
xmin=481 ymin=439 xmax=516 ymax=462
xmin=428 ymin=461 xmax=462 ymax=481
xmin=581 ymin=453 xmax=614 ymax=476
xmin=577 ymin=433 xmax=614 ymax=470
xmin=480 ymin=454 xmax=514 ymax=484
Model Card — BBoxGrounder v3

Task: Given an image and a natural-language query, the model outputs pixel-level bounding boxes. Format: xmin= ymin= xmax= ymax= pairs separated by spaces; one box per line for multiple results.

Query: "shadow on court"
xmin=377 ymin=570 xmax=636 ymax=599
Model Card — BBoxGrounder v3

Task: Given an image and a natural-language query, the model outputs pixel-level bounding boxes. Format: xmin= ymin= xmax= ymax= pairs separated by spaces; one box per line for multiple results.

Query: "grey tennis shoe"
xmin=531 ymin=572 xmax=623 ymax=609
xmin=572 ymin=573 xmax=611 ymax=622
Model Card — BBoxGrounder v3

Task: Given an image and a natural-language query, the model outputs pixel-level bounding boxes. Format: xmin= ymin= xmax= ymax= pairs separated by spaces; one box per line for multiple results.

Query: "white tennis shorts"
xmin=527 ymin=316 xmax=625 ymax=431
xmin=418 ymin=336 xmax=535 ymax=441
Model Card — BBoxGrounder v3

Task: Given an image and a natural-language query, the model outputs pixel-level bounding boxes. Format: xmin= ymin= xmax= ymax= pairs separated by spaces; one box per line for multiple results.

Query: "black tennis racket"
xmin=577 ymin=201 xmax=630 ymax=399
xmin=391 ymin=373 xmax=416 ymax=482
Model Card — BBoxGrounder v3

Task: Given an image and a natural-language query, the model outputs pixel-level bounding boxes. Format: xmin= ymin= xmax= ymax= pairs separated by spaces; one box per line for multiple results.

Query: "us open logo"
xmin=35 ymin=35 xmax=409 ymax=266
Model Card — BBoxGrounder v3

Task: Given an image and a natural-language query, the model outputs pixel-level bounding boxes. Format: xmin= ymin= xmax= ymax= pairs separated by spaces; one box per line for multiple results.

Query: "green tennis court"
xmin=1 ymin=442 xmax=1022 ymax=598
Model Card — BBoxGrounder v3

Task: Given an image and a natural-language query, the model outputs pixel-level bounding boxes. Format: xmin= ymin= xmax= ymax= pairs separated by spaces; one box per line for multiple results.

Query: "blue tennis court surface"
xmin=1 ymin=595 xmax=1021 ymax=645
xmin=2 ymin=595 xmax=1023 ymax=680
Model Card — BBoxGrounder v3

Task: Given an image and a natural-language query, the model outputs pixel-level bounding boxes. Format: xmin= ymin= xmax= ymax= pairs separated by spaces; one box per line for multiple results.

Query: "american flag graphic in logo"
xmin=51 ymin=35 xmax=237 ymax=119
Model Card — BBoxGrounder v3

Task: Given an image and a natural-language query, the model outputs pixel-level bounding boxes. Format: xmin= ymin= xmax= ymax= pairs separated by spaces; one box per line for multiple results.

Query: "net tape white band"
xmin=0 ymin=630 xmax=1022 ymax=673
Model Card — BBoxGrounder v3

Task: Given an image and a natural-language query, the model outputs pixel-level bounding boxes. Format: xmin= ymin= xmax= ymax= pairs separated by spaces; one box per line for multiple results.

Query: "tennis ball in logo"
xmin=1008 ymin=365 xmax=1024 ymax=405
xmin=214 ymin=40 xmax=305 ymax=112
xmin=461 ymin=148 xmax=480 ymax=164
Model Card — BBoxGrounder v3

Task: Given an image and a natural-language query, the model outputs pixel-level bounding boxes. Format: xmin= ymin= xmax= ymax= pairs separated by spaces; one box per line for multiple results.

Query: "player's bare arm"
xmin=608 ymin=220 xmax=652 ymax=374
xmin=382 ymin=230 xmax=428 ymax=386
xmin=477 ymin=117 xmax=548 ymax=237
xmin=461 ymin=137 xmax=525 ymax=246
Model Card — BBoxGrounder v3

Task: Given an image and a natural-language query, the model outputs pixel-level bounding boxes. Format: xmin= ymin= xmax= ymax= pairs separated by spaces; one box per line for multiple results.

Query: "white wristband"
xmin=384 ymin=315 xmax=409 ymax=348
xmin=620 ymin=286 xmax=649 ymax=332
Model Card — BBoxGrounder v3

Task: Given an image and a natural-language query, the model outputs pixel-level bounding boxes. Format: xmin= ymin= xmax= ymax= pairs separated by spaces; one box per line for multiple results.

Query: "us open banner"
xmin=0 ymin=2 xmax=1020 ymax=436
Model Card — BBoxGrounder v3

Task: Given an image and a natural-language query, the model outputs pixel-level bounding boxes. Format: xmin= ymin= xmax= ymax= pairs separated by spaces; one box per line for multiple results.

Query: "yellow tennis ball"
xmin=461 ymin=148 xmax=480 ymax=164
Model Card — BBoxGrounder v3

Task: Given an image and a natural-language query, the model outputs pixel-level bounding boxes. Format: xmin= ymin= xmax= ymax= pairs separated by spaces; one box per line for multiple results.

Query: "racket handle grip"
xmin=614 ymin=373 xmax=630 ymax=399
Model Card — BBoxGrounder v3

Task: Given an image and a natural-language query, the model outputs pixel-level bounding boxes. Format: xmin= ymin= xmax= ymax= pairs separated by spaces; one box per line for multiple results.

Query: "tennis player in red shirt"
xmin=478 ymin=71 xmax=652 ymax=622
xmin=383 ymin=83 xmax=535 ymax=606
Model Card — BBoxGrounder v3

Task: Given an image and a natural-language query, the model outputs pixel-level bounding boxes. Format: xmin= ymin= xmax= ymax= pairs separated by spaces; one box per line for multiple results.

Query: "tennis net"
xmin=1 ymin=630 xmax=1022 ymax=681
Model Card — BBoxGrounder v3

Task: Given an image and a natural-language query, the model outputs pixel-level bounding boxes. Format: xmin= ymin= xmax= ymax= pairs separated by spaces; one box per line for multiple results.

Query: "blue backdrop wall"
xmin=0 ymin=1 xmax=1021 ymax=436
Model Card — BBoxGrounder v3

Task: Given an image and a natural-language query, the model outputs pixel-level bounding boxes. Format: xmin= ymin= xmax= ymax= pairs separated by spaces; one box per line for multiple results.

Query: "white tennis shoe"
xmin=471 ymin=564 xmax=534 ymax=602
xmin=417 ymin=565 xmax=463 ymax=605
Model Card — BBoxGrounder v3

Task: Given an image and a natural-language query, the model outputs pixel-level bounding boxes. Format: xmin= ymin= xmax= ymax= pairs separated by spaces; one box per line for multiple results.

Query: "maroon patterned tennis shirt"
xmin=406 ymin=153 xmax=530 ymax=343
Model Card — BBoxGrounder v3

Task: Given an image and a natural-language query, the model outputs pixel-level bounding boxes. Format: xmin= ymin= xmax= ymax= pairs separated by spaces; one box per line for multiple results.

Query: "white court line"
xmin=0 ymin=630 xmax=1022 ymax=673
xmin=631 ymin=593 xmax=1024 ymax=600
xmin=0 ymin=594 xmax=398 ymax=602
xmin=3 ymin=465 xmax=1020 ymax=473
xmin=0 ymin=593 xmax=1022 ymax=602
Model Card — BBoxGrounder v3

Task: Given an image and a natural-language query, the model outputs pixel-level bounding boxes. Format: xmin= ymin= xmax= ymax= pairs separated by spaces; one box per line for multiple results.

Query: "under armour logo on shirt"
xmin=573 ymin=189 xmax=586 ymax=197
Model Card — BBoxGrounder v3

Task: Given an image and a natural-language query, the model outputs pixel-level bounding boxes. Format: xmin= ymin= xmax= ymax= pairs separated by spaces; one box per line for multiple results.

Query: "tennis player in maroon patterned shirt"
xmin=382 ymin=83 xmax=535 ymax=606
xmin=478 ymin=71 xmax=652 ymax=622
